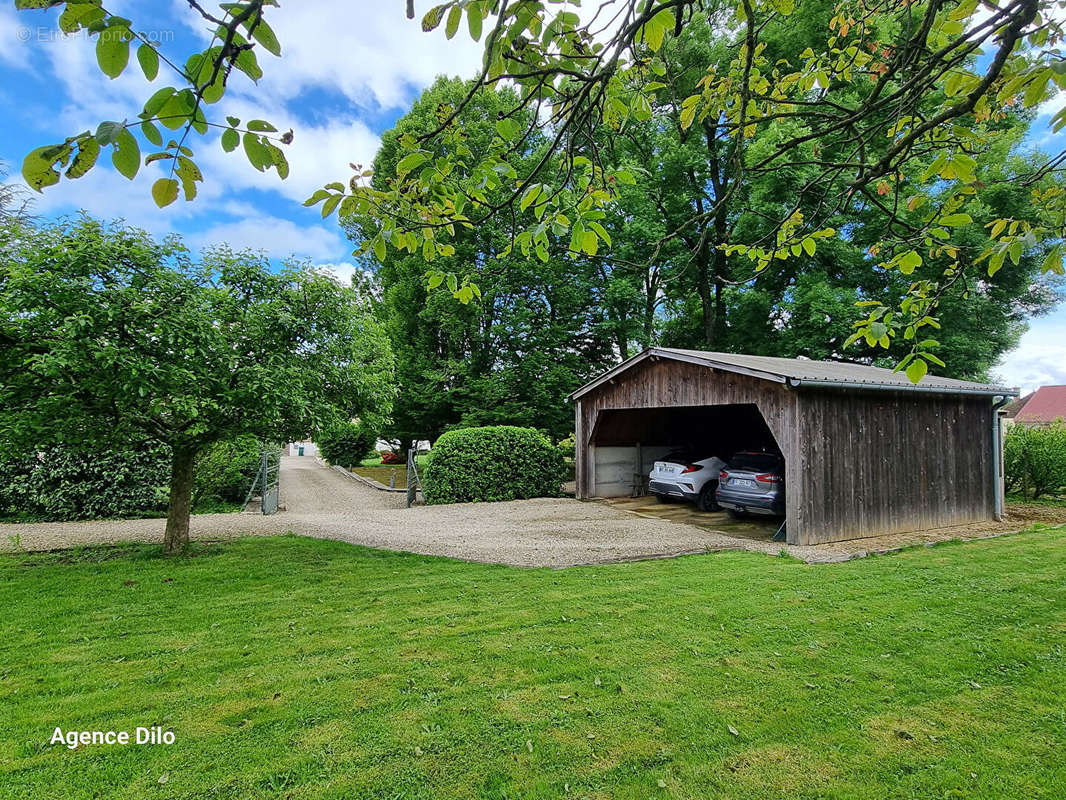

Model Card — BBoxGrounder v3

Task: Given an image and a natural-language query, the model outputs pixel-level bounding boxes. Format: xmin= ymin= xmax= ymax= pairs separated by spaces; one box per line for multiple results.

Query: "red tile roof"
xmin=1014 ymin=385 xmax=1066 ymax=423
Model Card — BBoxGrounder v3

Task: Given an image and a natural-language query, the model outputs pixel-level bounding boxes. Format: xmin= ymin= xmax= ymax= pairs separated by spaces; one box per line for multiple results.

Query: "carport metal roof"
xmin=568 ymin=348 xmax=1018 ymax=400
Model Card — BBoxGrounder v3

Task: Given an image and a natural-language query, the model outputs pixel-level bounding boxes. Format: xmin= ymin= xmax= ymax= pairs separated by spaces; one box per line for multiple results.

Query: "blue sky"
xmin=1 ymin=1 xmax=1064 ymax=392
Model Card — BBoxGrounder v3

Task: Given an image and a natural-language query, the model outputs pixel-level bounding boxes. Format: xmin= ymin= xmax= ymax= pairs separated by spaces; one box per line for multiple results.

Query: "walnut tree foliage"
xmin=14 ymin=0 xmax=1066 ymax=381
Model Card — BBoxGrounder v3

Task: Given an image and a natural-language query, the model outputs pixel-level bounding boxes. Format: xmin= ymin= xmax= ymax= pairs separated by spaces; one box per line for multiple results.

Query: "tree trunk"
xmin=697 ymin=262 xmax=716 ymax=348
xmin=163 ymin=447 xmax=196 ymax=555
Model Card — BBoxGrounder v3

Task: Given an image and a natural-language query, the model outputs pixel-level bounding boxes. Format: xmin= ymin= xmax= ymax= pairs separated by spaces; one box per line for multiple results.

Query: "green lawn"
xmin=2 ymin=529 xmax=1065 ymax=799
xmin=359 ymin=454 xmax=430 ymax=468
xmin=351 ymin=465 xmax=409 ymax=489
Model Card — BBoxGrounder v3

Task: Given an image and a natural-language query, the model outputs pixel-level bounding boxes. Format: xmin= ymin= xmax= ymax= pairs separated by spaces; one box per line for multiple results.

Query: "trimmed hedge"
xmin=316 ymin=423 xmax=377 ymax=469
xmin=0 ymin=445 xmax=170 ymax=521
xmin=423 ymin=426 xmax=565 ymax=505
xmin=0 ymin=438 xmax=262 ymax=522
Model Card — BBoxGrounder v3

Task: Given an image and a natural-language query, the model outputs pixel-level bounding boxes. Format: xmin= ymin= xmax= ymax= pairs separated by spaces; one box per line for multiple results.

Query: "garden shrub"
xmin=316 ymin=423 xmax=377 ymax=469
xmin=0 ymin=449 xmax=42 ymax=519
xmin=556 ymin=433 xmax=576 ymax=482
xmin=423 ymin=425 xmax=565 ymax=505
xmin=0 ymin=437 xmax=265 ymax=521
xmin=194 ymin=435 xmax=263 ymax=505
xmin=4 ymin=445 xmax=171 ymax=521
xmin=1004 ymin=422 xmax=1066 ymax=499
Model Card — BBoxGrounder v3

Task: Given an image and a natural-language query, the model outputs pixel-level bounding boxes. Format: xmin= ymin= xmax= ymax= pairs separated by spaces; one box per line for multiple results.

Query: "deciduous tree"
xmin=14 ymin=0 xmax=1066 ymax=376
xmin=0 ymin=217 xmax=394 ymax=553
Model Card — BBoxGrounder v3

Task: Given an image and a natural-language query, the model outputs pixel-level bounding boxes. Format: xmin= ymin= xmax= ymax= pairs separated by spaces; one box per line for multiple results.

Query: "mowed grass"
xmin=1 ymin=530 xmax=1065 ymax=799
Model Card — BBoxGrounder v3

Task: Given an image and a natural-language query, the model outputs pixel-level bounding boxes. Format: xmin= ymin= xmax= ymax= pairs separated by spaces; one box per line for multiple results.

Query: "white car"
xmin=648 ymin=450 xmax=727 ymax=512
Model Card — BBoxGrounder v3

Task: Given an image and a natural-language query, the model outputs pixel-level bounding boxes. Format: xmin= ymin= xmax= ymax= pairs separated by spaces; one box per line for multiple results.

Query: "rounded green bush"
xmin=316 ymin=423 xmax=377 ymax=469
xmin=423 ymin=426 xmax=565 ymax=505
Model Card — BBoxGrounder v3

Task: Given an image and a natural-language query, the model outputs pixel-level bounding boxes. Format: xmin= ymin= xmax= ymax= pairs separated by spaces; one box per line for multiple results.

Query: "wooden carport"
xmin=568 ymin=348 xmax=1018 ymax=545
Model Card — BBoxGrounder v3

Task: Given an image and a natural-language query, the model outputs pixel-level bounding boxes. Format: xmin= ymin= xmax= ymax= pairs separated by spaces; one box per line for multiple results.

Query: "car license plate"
xmin=656 ymin=463 xmax=675 ymax=474
xmin=731 ymin=478 xmax=755 ymax=488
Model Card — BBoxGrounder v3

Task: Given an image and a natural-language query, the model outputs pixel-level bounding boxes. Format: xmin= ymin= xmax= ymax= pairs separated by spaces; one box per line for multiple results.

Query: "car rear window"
xmin=662 ymin=450 xmax=695 ymax=463
xmin=729 ymin=452 xmax=781 ymax=471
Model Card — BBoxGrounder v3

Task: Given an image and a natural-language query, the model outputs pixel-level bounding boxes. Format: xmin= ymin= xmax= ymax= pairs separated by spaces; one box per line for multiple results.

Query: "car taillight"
xmin=681 ymin=464 xmax=703 ymax=474
xmin=756 ymin=473 xmax=781 ymax=483
xmin=719 ymin=470 xmax=729 ymax=480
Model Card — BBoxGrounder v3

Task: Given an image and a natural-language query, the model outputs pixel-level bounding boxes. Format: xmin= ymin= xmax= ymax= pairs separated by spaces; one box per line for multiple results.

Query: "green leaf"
xmin=243 ymin=133 xmax=270 ymax=171
xmin=421 ymin=4 xmax=447 ymax=32
xmin=321 ymin=194 xmax=341 ymax=218
xmin=467 ymin=3 xmax=483 ymax=41
xmin=220 ymin=127 xmax=239 ymax=153
xmin=445 ymin=5 xmax=462 ymax=38
xmin=142 ymin=87 xmax=176 ymax=118
xmin=905 ymin=358 xmax=928 ymax=384
xmin=151 ymin=177 xmax=179 ymax=208
xmin=303 ymin=189 xmax=331 ymax=207
xmin=158 ymin=91 xmax=193 ymax=130
xmin=141 ymin=119 xmax=163 ymax=146
xmin=66 ymin=137 xmax=99 ymax=179
xmin=111 ymin=128 xmax=140 ymax=179
xmin=495 ymin=118 xmax=519 ymax=141
xmin=396 ymin=151 xmax=429 ymax=176
xmin=94 ymin=121 xmax=124 ymax=146
xmin=250 ymin=17 xmax=281 ymax=56
xmin=137 ymin=44 xmax=159 ymax=81
xmin=643 ymin=8 xmax=673 ymax=52
xmin=234 ymin=47 xmax=263 ymax=81
xmin=588 ymin=221 xmax=612 ymax=248
xmin=96 ymin=23 xmax=131 ymax=79
xmin=898 ymin=250 xmax=922 ymax=275
xmin=940 ymin=213 xmax=972 ymax=227
xmin=373 ymin=235 xmax=387 ymax=262
xmin=519 ymin=183 xmax=541 ymax=212
xmin=247 ymin=119 xmax=277 ymax=133
xmin=174 ymin=156 xmax=200 ymax=200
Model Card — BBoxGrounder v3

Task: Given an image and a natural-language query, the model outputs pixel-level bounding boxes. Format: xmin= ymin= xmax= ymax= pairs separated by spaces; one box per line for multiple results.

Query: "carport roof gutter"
xmin=568 ymin=348 xmax=1019 ymax=401
xmin=783 ymin=377 xmax=1018 ymax=397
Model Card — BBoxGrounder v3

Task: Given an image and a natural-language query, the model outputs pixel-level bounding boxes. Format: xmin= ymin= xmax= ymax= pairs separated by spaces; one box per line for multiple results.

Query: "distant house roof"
xmin=1013 ymin=385 xmax=1066 ymax=423
xmin=569 ymin=347 xmax=1018 ymax=400
xmin=1002 ymin=392 xmax=1034 ymax=418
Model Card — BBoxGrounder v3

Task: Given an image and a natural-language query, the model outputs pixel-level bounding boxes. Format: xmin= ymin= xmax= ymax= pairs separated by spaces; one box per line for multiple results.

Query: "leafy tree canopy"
xmin=350 ymin=76 xmax=616 ymax=445
xmin=0 ymin=216 xmax=395 ymax=552
xmin=13 ymin=0 xmax=1066 ymax=378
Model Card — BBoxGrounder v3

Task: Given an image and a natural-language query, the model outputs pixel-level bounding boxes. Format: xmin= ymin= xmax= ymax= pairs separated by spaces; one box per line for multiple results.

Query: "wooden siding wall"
xmin=574 ymin=357 xmax=997 ymax=545
xmin=789 ymin=388 xmax=995 ymax=544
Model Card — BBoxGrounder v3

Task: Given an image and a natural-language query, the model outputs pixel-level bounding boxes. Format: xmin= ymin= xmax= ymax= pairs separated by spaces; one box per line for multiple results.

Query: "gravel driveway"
xmin=1 ymin=457 xmax=815 ymax=566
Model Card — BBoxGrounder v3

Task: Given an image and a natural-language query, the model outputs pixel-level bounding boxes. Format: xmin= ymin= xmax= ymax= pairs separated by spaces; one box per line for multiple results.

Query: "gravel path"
xmin=1 ymin=457 xmax=818 ymax=566
xmin=4 ymin=458 xmax=1058 ymax=566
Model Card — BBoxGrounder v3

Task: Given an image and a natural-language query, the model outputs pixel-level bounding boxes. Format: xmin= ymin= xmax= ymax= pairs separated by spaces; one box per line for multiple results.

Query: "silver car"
xmin=715 ymin=451 xmax=785 ymax=517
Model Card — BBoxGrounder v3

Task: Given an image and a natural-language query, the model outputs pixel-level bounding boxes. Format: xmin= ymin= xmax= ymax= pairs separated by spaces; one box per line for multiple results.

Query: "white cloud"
xmin=994 ymin=311 xmax=1066 ymax=393
xmin=5 ymin=0 xmax=492 ymax=266
xmin=314 ymin=261 xmax=361 ymax=286
xmin=197 ymin=104 xmax=381 ymax=204
xmin=185 ymin=215 xmax=348 ymax=261
xmin=176 ymin=1 xmax=484 ymax=111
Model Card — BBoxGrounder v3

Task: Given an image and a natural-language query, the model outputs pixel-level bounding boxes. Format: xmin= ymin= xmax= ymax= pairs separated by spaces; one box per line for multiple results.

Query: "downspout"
xmin=991 ymin=395 xmax=1012 ymax=521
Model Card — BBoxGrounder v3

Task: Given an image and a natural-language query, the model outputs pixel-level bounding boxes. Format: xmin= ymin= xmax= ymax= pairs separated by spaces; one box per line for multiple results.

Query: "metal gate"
xmin=406 ymin=448 xmax=424 ymax=507
xmin=243 ymin=449 xmax=281 ymax=515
